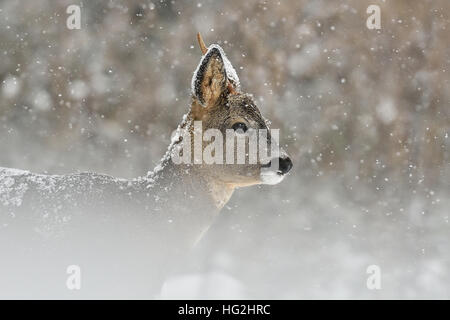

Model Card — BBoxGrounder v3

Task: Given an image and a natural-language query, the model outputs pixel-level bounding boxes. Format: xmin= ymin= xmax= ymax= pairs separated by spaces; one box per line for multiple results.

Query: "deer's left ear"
xmin=192 ymin=47 xmax=227 ymax=107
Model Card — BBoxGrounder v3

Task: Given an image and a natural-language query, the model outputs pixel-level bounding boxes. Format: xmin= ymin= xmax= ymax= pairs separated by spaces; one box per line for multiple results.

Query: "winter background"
xmin=0 ymin=0 xmax=449 ymax=299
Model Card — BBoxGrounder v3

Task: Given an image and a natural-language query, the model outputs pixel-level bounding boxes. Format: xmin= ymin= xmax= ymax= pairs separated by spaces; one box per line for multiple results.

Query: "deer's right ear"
xmin=192 ymin=47 xmax=227 ymax=107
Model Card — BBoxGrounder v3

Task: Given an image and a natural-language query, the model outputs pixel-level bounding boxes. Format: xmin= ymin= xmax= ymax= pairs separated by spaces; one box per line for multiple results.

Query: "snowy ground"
xmin=164 ymin=176 xmax=449 ymax=299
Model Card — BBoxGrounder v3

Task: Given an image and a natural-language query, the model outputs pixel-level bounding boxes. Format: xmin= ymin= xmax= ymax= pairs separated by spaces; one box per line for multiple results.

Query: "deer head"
xmin=170 ymin=33 xmax=292 ymax=207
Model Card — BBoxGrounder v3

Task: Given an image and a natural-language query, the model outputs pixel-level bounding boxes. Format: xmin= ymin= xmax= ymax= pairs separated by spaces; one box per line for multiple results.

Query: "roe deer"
xmin=0 ymin=33 xmax=292 ymax=298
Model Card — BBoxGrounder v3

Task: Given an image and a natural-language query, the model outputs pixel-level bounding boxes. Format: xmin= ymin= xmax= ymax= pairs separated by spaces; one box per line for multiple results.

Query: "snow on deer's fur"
xmin=0 ymin=33 xmax=292 ymax=298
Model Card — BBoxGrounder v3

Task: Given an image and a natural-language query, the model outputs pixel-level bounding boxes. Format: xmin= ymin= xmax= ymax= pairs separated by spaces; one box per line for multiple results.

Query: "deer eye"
xmin=232 ymin=122 xmax=248 ymax=133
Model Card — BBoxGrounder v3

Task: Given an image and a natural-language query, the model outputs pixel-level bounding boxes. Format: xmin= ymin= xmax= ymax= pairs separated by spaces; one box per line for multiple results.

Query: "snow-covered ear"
xmin=192 ymin=33 xmax=240 ymax=108
xmin=192 ymin=46 xmax=228 ymax=107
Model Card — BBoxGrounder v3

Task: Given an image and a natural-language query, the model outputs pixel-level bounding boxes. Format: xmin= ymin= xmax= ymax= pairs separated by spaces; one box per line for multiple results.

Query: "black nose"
xmin=278 ymin=156 xmax=293 ymax=174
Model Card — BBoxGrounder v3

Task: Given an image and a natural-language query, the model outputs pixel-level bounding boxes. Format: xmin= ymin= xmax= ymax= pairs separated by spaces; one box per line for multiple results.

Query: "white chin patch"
xmin=260 ymin=170 xmax=285 ymax=185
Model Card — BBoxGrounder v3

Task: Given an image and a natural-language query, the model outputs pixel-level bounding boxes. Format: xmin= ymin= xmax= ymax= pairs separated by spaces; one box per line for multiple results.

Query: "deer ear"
xmin=192 ymin=47 xmax=227 ymax=107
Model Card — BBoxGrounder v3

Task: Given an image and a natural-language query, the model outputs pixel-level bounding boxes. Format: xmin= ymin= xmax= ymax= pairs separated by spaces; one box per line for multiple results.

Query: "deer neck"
xmin=148 ymin=159 xmax=234 ymax=210
xmin=143 ymin=112 xmax=235 ymax=211
xmin=206 ymin=177 xmax=235 ymax=209
xmin=141 ymin=160 xmax=232 ymax=247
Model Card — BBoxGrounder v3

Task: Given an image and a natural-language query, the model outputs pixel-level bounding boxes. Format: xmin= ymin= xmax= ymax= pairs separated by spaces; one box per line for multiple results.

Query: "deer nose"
xmin=261 ymin=156 xmax=293 ymax=174
xmin=278 ymin=156 xmax=293 ymax=174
